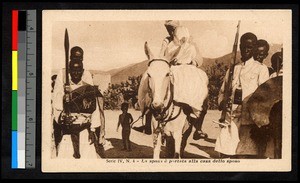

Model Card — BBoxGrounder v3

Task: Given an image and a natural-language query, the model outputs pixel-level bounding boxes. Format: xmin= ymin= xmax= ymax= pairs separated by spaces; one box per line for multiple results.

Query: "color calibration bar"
xmin=11 ymin=10 xmax=36 ymax=169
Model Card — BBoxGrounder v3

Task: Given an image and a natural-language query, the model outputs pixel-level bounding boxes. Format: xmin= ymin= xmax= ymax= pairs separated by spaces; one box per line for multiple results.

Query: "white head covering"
xmin=174 ymin=26 xmax=190 ymax=43
xmin=164 ymin=20 xmax=181 ymax=28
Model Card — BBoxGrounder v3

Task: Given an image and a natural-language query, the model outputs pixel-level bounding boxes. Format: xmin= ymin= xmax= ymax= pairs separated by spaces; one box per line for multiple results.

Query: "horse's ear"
xmin=144 ymin=41 xmax=154 ymax=61
xmin=165 ymin=45 xmax=181 ymax=62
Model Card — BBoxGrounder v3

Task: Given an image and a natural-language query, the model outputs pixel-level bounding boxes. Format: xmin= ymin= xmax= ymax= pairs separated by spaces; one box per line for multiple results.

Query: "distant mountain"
xmin=201 ymin=43 xmax=282 ymax=69
xmin=110 ymin=60 xmax=148 ymax=84
xmin=106 ymin=63 xmax=137 ymax=76
xmin=102 ymin=43 xmax=282 ymax=84
xmin=89 ymin=70 xmax=109 ymax=75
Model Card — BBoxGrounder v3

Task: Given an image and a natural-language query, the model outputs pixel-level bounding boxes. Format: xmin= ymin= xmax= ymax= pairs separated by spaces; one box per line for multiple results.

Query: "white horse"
xmin=138 ymin=42 xmax=208 ymax=158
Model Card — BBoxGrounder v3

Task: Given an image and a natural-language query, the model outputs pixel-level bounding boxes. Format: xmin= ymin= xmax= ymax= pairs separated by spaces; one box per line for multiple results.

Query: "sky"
xmin=51 ymin=19 xmax=285 ymax=71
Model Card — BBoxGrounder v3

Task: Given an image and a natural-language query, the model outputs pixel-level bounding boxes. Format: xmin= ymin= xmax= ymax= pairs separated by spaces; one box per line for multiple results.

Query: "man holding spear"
xmin=52 ymin=29 xmax=106 ymax=159
xmin=215 ymin=21 xmax=270 ymax=157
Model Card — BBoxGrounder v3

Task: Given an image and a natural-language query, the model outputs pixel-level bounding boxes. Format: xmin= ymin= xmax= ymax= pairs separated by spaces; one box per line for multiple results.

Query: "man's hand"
xmin=218 ymin=100 xmax=224 ymax=111
xmin=170 ymin=58 xmax=178 ymax=65
xmin=60 ymin=112 xmax=76 ymax=125
xmin=99 ymin=134 xmax=105 ymax=145
xmin=88 ymin=130 xmax=97 ymax=145
xmin=63 ymin=85 xmax=71 ymax=103
xmin=218 ymin=100 xmax=232 ymax=112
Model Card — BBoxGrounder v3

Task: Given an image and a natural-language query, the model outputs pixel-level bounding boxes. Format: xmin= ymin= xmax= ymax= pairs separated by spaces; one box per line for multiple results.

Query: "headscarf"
xmin=174 ymin=26 xmax=190 ymax=43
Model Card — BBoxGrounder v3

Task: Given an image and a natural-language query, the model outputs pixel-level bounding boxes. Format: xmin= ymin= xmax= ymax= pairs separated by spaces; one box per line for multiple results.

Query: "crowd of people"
xmin=102 ymin=76 xmax=141 ymax=110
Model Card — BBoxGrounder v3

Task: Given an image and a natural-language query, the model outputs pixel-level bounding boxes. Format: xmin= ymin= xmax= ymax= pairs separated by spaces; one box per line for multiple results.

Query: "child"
xmin=116 ymin=102 xmax=133 ymax=151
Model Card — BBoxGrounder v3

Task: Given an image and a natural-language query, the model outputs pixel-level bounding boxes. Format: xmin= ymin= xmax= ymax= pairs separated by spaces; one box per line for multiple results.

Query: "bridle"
xmin=148 ymin=59 xmax=171 ymax=67
xmin=147 ymin=59 xmax=181 ymax=123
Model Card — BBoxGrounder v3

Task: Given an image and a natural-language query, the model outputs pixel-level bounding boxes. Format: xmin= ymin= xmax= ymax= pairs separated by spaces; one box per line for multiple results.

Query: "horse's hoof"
xmin=173 ymin=153 xmax=180 ymax=159
xmin=193 ymin=131 xmax=208 ymax=140
xmin=73 ymin=153 xmax=81 ymax=159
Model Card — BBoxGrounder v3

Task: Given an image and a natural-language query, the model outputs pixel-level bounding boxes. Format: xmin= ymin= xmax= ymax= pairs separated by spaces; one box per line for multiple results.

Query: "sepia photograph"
xmin=42 ymin=10 xmax=292 ymax=172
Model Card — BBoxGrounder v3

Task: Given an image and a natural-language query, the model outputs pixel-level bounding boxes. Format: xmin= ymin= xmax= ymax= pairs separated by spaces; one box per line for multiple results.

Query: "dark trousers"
xmin=122 ymin=128 xmax=131 ymax=150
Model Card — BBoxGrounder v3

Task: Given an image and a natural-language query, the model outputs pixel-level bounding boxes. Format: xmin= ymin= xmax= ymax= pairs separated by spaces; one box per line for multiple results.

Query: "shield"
xmin=246 ymin=76 xmax=282 ymax=127
xmin=67 ymin=84 xmax=102 ymax=114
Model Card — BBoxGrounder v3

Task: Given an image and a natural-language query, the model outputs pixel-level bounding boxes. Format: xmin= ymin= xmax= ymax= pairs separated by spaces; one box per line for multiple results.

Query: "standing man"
xmin=253 ymin=39 xmax=269 ymax=64
xmin=216 ymin=32 xmax=270 ymax=157
xmin=52 ymin=46 xmax=106 ymax=159
xmin=253 ymin=39 xmax=273 ymax=75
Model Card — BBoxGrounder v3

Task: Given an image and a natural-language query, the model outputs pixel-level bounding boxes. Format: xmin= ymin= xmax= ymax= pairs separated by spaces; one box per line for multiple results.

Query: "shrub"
xmin=103 ymin=75 xmax=142 ymax=110
xmin=204 ymin=61 xmax=228 ymax=110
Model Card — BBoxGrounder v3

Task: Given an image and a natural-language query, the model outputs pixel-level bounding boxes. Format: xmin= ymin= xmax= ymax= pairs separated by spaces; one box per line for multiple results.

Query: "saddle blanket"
xmin=171 ymin=65 xmax=208 ymax=112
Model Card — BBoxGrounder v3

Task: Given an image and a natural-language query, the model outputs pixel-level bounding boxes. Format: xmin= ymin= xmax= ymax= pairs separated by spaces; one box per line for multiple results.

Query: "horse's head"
xmin=144 ymin=42 xmax=180 ymax=113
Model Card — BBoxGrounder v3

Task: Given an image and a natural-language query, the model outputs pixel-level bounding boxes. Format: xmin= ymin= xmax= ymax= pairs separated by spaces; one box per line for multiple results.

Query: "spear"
xmin=64 ymin=29 xmax=70 ymax=114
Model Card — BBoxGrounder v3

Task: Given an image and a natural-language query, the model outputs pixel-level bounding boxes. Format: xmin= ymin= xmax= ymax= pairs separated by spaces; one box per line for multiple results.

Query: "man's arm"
xmin=53 ymin=70 xmax=65 ymax=122
xmin=129 ymin=113 xmax=134 ymax=124
xmin=116 ymin=115 xmax=121 ymax=132
xmin=159 ymin=37 xmax=170 ymax=57
xmin=97 ymin=96 xmax=106 ymax=144
xmin=218 ymin=69 xmax=229 ymax=110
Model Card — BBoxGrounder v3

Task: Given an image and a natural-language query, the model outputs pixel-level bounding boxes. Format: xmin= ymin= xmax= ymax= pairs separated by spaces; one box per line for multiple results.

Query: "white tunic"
xmin=218 ymin=57 xmax=270 ymax=110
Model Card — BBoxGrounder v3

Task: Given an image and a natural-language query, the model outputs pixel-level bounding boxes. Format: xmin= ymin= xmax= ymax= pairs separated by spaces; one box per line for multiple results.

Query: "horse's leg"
xmin=181 ymin=121 xmax=193 ymax=158
xmin=165 ymin=136 xmax=175 ymax=158
xmin=145 ymin=111 xmax=153 ymax=135
xmin=153 ymin=128 xmax=162 ymax=159
xmin=152 ymin=119 xmax=162 ymax=159
xmin=173 ymin=131 xmax=181 ymax=159
xmin=173 ymin=114 xmax=187 ymax=158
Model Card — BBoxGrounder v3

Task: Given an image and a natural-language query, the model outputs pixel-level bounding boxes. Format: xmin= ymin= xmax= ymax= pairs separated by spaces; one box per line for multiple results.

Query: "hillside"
xmin=106 ymin=62 xmax=137 ymax=76
xmin=110 ymin=60 xmax=148 ymax=84
xmin=89 ymin=70 xmax=109 ymax=75
xmin=52 ymin=44 xmax=281 ymax=85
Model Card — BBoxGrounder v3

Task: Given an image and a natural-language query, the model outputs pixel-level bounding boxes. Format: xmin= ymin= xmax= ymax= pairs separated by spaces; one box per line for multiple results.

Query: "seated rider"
xmin=161 ymin=24 xmax=208 ymax=140
xmin=161 ymin=25 xmax=203 ymax=68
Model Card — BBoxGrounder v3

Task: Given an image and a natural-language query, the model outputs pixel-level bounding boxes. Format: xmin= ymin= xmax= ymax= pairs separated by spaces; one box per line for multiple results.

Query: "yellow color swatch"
xmin=12 ymin=51 xmax=18 ymax=90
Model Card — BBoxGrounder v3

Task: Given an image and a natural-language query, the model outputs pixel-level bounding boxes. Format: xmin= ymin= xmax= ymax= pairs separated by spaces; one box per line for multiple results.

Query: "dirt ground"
xmin=52 ymin=109 xmax=222 ymax=159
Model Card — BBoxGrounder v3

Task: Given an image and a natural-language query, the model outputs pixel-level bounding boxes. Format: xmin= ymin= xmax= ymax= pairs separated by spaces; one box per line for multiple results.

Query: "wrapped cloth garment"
xmin=171 ymin=65 xmax=208 ymax=115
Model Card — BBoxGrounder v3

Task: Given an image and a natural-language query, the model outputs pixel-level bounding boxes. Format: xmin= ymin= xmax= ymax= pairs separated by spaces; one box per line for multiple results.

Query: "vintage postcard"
xmin=42 ymin=10 xmax=292 ymax=172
